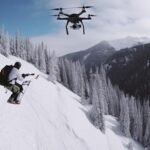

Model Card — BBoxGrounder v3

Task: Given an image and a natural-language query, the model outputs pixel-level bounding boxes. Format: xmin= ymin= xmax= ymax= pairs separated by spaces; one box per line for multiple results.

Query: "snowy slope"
xmin=0 ymin=54 xmax=144 ymax=150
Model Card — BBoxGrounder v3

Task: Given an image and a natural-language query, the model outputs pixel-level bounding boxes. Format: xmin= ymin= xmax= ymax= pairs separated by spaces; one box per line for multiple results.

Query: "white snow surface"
xmin=0 ymin=54 xmax=144 ymax=150
xmin=83 ymin=53 xmax=90 ymax=61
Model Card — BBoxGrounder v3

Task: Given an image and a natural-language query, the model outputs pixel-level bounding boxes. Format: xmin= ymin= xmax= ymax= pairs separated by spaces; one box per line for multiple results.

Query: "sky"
xmin=1 ymin=0 xmax=150 ymax=56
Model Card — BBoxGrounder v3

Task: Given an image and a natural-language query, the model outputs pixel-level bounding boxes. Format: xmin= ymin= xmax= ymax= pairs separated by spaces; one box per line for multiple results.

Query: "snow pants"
xmin=7 ymin=83 xmax=23 ymax=100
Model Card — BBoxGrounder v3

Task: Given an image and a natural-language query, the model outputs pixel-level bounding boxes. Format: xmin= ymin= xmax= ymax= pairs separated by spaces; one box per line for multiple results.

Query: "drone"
xmin=51 ymin=6 xmax=95 ymax=35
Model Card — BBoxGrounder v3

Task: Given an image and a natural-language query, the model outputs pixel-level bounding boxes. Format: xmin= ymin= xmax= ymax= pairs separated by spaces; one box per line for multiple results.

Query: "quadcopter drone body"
xmin=52 ymin=6 xmax=95 ymax=35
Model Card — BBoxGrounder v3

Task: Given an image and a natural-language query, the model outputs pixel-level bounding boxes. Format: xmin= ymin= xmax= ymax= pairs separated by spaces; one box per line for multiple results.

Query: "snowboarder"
xmin=6 ymin=62 xmax=29 ymax=104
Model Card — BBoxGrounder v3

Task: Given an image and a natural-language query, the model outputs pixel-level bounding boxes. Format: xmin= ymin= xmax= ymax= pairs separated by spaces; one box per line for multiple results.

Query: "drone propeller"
xmin=88 ymin=14 xmax=96 ymax=17
xmin=51 ymin=7 xmax=67 ymax=11
xmin=52 ymin=14 xmax=60 ymax=17
xmin=76 ymin=5 xmax=93 ymax=9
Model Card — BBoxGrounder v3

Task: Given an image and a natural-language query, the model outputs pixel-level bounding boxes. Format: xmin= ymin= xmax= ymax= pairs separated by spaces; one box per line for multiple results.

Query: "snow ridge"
xmin=108 ymin=36 xmax=150 ymax=50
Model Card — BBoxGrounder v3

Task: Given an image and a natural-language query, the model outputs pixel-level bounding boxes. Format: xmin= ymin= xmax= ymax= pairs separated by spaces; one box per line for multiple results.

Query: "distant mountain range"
xmin=105 ymin=43 xmax=150 ymax=98
xmin=63 ymin=41 xmax=115 ymax=71
xmin=62 ymin=36 xmax=150 ymax=98
xmin=63 ymin=36 xmax=150 ymax=71
xmin=108 ymin=36 xmax=150 ymax=50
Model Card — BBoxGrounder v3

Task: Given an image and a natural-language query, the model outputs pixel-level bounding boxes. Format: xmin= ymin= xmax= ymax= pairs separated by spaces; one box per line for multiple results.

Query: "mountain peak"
xmin=87 ymin=40 xmax=115 ymax=52
xmin=108 ymin=36 xmax=150 ymax=50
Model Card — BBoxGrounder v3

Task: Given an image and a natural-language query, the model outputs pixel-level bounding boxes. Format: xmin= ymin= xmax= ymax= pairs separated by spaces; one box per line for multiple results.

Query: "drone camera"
xmin=70 ymin=24 xmax=81 ymax=30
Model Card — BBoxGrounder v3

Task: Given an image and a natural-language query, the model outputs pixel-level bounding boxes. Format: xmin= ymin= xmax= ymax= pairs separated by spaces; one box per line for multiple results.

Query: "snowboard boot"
xmin=7 ymin=97 xmax=16 ymax=104
xmin=14 ymin=100 xmax=21 ymax=104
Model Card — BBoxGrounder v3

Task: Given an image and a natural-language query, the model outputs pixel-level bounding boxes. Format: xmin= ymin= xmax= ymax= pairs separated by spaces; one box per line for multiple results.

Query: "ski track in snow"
xmin=56 ymin=85 xmax=89 ymax=150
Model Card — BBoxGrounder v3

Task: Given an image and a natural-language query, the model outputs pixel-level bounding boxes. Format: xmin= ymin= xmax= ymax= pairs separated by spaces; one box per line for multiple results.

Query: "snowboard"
xmin=7 ymin=99 xmax=21 ymax=105
xmin=7 ymin=90 xmax=23 ymax=105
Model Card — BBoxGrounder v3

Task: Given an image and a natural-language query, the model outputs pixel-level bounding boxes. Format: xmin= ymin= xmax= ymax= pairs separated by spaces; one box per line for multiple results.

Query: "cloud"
xmin=31 ymin=0 xmax=150 ymax=56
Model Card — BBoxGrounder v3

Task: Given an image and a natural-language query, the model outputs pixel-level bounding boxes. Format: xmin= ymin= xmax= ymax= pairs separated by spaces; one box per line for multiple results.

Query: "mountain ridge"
xmin=62 ymin=36 xmax=150 ymax=72
xmin=105 ymin=43 xmax=150 ymax=98
xmin=63 ymin=41 xmax=115 ymax=71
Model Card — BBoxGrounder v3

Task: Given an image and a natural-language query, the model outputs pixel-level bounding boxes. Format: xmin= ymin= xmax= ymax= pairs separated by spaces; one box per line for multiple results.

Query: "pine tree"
xmin=25 ymin=38 xmax=34 ymax=63
xmin=119 ymin=93 xmax=130 ymax=137
xmin=128 ymin=96 xmax=136 ymax=136
xmin=144 ymin=116 xmax=150 ymax=149
xmin=71 ymin=62 xmax=79 ymax=93
xmin=89 ymin=68 xmax=95 ymax=104
xmin=90 ymin=71 xmax=105 ymax=132
xmin=10 ymin=37 xmax=16 ymax=55
xmin=0 ymin=27 xmax=10 ymax=56
xmin=4 ymin=32 xmax=10 ymax=56
xmin=44 ymin=48 xmax=50 ymax=74
xmin=107 ymin=79 xmax=118 ymax=116
xmin=59 ymin=58 xmax=69 ymax=87
xmin=34 ymin=45 xmax=39 ymax=69
xmin=143 ymin=100 xmax=150 ymax=148
xmin=15 ymin=32 xmax=21 ymax=56
xmin=76 ymin=62 xmax=85 ymax=100
xmin=136 ymin=100 xmax=144 ymax=143
xmin=80 ymin=65 xmax=86 ymax=102
xmin=37 ymin=42 xmax=46 ymax=72
xmin=100 ymin=66 xmax=109 ymax=114
xmin=48 ymin=51 xmax=58 ymax=83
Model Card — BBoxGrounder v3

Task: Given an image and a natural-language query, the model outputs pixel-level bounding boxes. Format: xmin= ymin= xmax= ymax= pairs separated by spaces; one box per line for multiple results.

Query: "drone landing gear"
xmin=66 ymin=20 xmax=69 ymax=35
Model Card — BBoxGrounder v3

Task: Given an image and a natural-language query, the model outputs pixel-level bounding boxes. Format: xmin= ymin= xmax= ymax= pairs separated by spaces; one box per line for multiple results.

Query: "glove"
xmin=22 ymin=74 xmax=27 ymax=78
xmin=22 ymin=73 xmax=34 ymax=78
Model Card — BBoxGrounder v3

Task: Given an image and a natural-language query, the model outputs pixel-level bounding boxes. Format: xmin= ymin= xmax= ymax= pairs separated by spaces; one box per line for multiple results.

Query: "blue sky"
xmin=1 ymin=0 xmax=150 ymax=56
xmin=0 ymin=0 xmax=58 ymax=37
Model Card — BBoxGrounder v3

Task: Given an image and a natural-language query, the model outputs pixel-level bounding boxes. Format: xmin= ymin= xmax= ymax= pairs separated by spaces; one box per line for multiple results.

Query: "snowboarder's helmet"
xmin=14 ymin=62 xmax=21 ymax=69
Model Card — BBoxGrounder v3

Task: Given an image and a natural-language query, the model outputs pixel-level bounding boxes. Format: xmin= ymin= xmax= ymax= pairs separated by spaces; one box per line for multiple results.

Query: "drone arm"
xmin=57 ymin=17 xmax=68 ymax=20
xmin=78 ymin=10 xmax=86 ymax=16
xmin=80 ymin=17 xmax=92 ymax=20
xmin=66 ymin=20 xmax=69 ymax=35
xmin=59 ymin=12 xmax=70 ymax=17
xmin=80 ymin=20 xmax=85 ymax=34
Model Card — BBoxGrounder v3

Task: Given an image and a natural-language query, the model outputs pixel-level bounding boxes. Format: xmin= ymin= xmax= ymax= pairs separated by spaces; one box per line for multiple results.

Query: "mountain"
xmin=63 ymin=41 xmax=116 ymax=71
xmin=63 ymin=37 xmax=150 ymax=72
xmin=0 ymin=54 xmax=144 ymax=150
xmin=105 ymin=43 xmax=150 ymax=98
xmin=108 ymin=36 xmax=150 ymax=50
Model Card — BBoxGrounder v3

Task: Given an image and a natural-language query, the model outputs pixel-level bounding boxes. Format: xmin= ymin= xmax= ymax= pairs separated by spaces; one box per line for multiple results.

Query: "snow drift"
xmin=0 ymin=54 xmax=144 ymax=150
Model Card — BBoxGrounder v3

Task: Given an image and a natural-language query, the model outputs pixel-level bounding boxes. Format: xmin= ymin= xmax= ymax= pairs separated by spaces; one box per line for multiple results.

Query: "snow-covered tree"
xmin=0 ymin=27 xmax=10 ymax=56
xmin=119 ymin=93 xmax=130 ymax=137
xmin=100 ymin=66 xmax=109 ymax=114
xmin=128 ymin=96 xmax=136 ymax=136
xmin=37 ymin=42 xmax=46 ymax=72
xmin=143 ymin=100 xmax=150 ymax=148
xmin=59 ymin=58 xmax=69 ymax=87
xmin=70 ymin=61 xmax=79 ymax=93
xmin=89 ymin=69 xmax=105 ymax=132
xmin=3 ymin=32 xmax=10 ymax=56
xmin=91 ymin=77 xmax=105 ymax=132
xmin=107 ymin=79 xmax=119 ymax=116
xmin=48 ymin=51 xmax=58 ymax=83
xmin=25 ymin=38 xmax=34 ymax=63
xmin=89 ymin=68 xmax=95 ymax=104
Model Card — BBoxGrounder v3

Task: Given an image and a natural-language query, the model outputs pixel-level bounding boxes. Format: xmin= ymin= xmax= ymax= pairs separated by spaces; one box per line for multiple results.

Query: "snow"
xmin=108 ymin=36 xmax=150 ymax=50
xmin=0 ymin=54 xmax=144 ymax=150
xmin=83 ymin=53 xmax=90 ymax=61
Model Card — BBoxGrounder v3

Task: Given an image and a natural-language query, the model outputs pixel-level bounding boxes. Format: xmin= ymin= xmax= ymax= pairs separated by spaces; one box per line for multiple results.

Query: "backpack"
xmin=0 ymin=65 xmax=13 ymax=86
